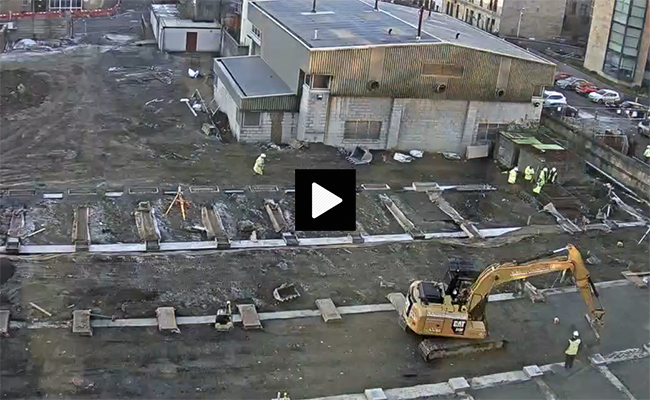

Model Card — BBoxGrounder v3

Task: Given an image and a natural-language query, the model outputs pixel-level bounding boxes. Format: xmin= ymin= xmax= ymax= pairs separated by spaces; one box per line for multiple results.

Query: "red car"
xmin=576 ymin=83 xmax=598 ymax=95
xmin=554 ymin=72 xmax=571 ymax=82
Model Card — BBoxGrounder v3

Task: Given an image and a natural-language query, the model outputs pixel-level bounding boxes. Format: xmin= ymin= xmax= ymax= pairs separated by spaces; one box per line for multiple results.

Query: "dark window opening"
xmin=311 ymin=75 xmax=331 ymax=89
xmin=242 ymin=111 xmax=261 ymax=127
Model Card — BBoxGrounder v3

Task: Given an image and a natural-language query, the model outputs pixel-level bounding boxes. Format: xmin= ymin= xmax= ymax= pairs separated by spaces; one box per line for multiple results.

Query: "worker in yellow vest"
xmin=644 ymin=145 xmax=650 ymax=159
xmin=538 ymin=167 xmax=549 ymax=185
xmin=253 ymin=153 xmax=266 ymax=175
xmin=548 ymin=167 xmax=558 ymax=184
xmin=507 ymin=167 xmax=518 ymax=184
xmin=524 ymin=166 xmax=536 ymax=181
xmin=564 ymin=331 xmax=581 ymax=369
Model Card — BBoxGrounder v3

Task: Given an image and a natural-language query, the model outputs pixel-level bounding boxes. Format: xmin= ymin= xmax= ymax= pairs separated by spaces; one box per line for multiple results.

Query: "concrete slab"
xmin=237 ymin=304 xmax=262 ymax=329
xmin=72 ymin=310 xmax=92 ymax=336
xmin=155 ymin=307 xmax=179 ymax=333
xmin=543 ymin=365 xmax=627 ymax=400
xmin=523 ymin=365 xmax=543 ymax=378
xmin=0 ymin=310 xmax=10 ymax=336
xmin=364 ymin=388 xmax=387 ymax=400
xmin=448 ymin=377 xmax=470 ymax=392
xmin=472 ymin=381 xmax=543 ymax=400
xmin=386 ymin=293 xmax=406 ymax=313
xmin=316 ymin=298 xmax=342 ymax=323
xmin=609 ymin=358 xmax=650 ymax=400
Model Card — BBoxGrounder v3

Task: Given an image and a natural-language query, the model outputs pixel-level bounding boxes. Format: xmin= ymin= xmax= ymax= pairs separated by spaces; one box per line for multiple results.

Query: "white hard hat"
xmin=573 ymin=330 xmax=579 ymax=337
xmin=260 ymin=153 xmax=266 ymax=158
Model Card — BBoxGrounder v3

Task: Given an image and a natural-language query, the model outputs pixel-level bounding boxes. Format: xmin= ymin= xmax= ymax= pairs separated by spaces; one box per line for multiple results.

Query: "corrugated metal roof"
xmin=219 ymin=56 xmax=294 ymax=97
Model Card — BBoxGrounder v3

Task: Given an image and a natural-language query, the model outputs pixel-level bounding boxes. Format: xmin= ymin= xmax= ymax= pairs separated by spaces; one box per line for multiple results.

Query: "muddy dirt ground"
xmin=1 ymin=6 xmax=650 ymax=400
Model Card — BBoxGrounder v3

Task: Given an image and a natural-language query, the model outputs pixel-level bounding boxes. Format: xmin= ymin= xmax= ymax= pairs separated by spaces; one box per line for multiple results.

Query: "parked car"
xmin=638 ymin=120 xmax=650 ymax=137
xmin=554 ymin=72 xmax=571 ymax=82
xmin=589 ymin=89 xmax=621 ymax=103
xmin=569 ymin=78 xmax=589 ymax=90
xmin=615 ymin=101 xmax=649 ymax=119
xmin=556 ymin=77 xmax=581 ymax=89
xmin=543 ymin=90 xmax=567 ymax=107
xmin=563 ymin=105 xmax=579 ymax=117
xmin=576 ymin=83 xmax=599 ymax=95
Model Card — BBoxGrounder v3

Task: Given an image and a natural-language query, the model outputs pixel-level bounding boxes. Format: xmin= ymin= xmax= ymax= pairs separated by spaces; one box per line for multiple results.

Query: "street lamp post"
xmin=516 ymin=7 xmax=525 ymax=38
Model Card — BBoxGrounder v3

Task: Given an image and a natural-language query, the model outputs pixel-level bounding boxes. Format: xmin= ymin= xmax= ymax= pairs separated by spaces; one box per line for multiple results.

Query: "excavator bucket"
xmin=346 ymin=146 xmax=372 ymax=165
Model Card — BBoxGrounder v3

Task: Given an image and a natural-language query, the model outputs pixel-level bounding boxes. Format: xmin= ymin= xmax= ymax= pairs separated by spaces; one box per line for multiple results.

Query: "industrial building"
xmin=213 ymin=0 xmax=554 ymax=153
xmin=150 ymin=3 xmax=221 ymax=53
xmin=583 ymin=0 xmax=649 ymax=89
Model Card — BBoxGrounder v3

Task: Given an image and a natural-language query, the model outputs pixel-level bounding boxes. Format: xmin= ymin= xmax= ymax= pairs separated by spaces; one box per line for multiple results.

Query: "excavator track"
xmin=418 ymin=338 xmax=508 ymax=362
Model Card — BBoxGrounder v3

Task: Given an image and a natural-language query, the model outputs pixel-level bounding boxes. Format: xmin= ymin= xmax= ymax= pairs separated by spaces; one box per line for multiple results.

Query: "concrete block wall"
xmin=397 ymin=99 xmax=469 ymax=152
xmin=214 ymin=79 xmax=241 ymax=140
xmin=239 ymin=111 xmax=297 ymax=143
xmin=325 ymin=97 xmax=394 ymax=149
xmin=296 ymin=84 xmax=329 ymax=143
xmin=465 ymin=100 xmax=542 ymax=145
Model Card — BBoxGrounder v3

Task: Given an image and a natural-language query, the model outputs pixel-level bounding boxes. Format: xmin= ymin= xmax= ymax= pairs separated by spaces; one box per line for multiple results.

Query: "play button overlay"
xmin=312 ymin=182 xmax=342 ymax=219
xmin=295 ymin=169 xmax=356 ymax=231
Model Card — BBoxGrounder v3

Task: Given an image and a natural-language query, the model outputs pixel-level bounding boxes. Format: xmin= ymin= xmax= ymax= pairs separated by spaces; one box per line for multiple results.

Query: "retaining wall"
xmin=542 ymin=115 xmax=650 ymax=199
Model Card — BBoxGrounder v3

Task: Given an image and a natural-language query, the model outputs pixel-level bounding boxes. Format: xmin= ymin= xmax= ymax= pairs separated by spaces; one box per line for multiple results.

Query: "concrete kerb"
xmin=6 ymin=279 xmax=633 ymax=331
xmin=1 ymin=222 xmax=645 ymax=255
xmin=306 ymin=345 xmax=650 ymax=400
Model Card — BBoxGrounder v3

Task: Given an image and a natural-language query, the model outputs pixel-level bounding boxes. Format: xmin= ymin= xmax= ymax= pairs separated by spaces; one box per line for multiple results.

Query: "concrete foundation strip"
xmin=1 ymin=221 xmax=645 ymax=255
xmin=7 ymin=279 xmax=632 ymax=331
xmin=307 ymin=345 xmax=650 ymax=400
xmin=594 ymin=365 xmax=637 ymax=400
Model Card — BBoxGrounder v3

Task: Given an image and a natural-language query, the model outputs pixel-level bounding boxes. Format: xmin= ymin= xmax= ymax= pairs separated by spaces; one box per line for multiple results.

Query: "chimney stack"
xmin=374 ymin=0 xmax=379 ymax=11
xmin=311 ymin=0 xmax=317 ymax=13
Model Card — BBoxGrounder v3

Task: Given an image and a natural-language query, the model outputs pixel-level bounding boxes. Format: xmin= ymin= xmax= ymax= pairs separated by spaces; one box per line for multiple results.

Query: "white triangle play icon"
xmin=312 ymin=182 xmax=342 ymax=219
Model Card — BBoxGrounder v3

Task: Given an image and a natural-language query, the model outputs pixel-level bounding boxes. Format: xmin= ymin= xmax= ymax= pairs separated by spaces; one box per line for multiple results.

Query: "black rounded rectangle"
xmin=295 ymin=169 xmax=356 ymax=232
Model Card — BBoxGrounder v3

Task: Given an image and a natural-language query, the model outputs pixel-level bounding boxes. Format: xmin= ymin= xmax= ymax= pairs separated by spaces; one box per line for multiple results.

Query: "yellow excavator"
xmin=398 ymin=244 xmax=606 ymax=361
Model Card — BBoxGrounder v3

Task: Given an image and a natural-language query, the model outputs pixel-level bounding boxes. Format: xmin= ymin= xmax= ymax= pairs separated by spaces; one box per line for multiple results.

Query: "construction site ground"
xmin=1 ymin=8 xmax=650 ymax=400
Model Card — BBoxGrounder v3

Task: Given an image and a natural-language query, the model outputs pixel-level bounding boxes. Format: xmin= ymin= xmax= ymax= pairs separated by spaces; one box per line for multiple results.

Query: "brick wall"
xmin=325 ymin=96 xmax=393 ymax=149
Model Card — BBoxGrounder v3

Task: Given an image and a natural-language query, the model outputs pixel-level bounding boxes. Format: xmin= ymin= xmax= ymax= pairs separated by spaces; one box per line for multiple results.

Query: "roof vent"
xmin=496 ymin=88 xmax=506 ymax=98
xmin=367 ymin=80 xmax=380 ymax=91
xmin=313 ymin=29 xmax=318 ymax=40
xmin=434 ymin=83 xmax=447 ymax=93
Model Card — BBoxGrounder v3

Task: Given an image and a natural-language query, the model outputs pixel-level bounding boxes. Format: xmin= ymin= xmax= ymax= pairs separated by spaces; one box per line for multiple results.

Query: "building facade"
xmin=584 ymin=0 xmax=650 ymax=88
xmin=0 ymin=0 xmax=116 ymax=13
xmin=438 ymin=0 xmax=567 ymax=40
xmin=213 ymin=0 xmax=554 ymax=153
xmin=561 ymin=0 xmax=593 ymax=43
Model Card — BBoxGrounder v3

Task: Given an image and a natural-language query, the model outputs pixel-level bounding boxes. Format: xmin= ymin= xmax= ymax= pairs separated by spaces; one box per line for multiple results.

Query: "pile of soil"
xmin=0 ymin=70 xmax=50 ymax=113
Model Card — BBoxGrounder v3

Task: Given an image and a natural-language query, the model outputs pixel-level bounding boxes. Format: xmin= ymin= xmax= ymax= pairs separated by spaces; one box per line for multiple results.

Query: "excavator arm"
xmin=466 ymin=244 xmax=605 ymax=327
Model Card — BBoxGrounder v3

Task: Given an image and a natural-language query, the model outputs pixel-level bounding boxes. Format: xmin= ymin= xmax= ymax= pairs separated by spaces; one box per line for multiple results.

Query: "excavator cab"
xmin=444 ymin=258 xmax=481 ymax=304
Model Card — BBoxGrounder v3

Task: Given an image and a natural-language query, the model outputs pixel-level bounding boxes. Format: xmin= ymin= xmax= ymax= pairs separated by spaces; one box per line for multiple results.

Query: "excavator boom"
xmin=466 ymin=244 xmax=605 ymax=327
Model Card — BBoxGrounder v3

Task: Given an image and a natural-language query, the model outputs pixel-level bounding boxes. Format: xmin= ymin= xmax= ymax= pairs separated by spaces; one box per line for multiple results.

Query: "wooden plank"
xmin=315 ymin=298 xmax=342 ymax=323
xmin=428 ymin=192 xmax=484 ymax=239
xmin=379 ymin=194 xmax=424 ymax=239
xmin=200 ymin=205 xmax=229 ymax=245
xmin=264 ymin=199 xmax=288 ymax=233
xmin=237 ymin=304 xmax=262 ymax=329
xmin=621 ymin=271 xmax=648 ymax=288
xmin=72 ymin=207 xmax=91 ymax=250
xmin=134 ymin=202 xmax=161 ymax=249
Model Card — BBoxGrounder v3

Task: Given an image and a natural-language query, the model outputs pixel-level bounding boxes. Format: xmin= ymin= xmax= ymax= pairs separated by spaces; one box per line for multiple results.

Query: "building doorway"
xmin=186 ymin=32 xmax=198 ymax=52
